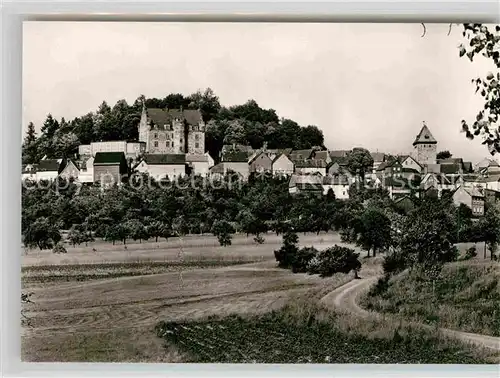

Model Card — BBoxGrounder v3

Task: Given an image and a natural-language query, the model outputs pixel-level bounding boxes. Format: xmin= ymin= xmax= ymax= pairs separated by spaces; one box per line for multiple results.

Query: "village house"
xmin=79 ymin=141 xmax=146 ymax=159
xmin=93 ymin=152 xmax=128 ymax=186
xmin=271 ymin=153 xmax=294 ymax=176
xmin=322 ymin=175 xmax=350 ymax=199
xmin=420 ymin=173 xmax=455 ymax=198
xmin=371 ymin=152 xmax=387 ymax=173
xmin=294 ymin=159 xmax=327 ymax=176
xmin=452 ymin=186 xmax=485 ymax=217
xmin=483 ymin=173 xmax=500 ymax=192
xmin=479 ymin=159 xmax=500 ymax=176
xmin=311 ymin=150 xmax=332 ymax=165
xmin=249 ymin=151 xmax=273 ymax=174
xmin=35 ymin=159 xmax=63 ymax=181
xmin=21 ymin=164 xmax=38 ymax=181
xmin=288 ymin=174 xmax=323 ymax=195
xmin=78 ymin=156 xmax=94 ymax=183
xmin=400 ymin=155 xmax=423 ymax=173
xmin=136 ymin=154 xmax=186 ymax=180
xmin=483 ymin=188 xmax=500 ymax=203
xmin=289 ymin=149 xmax=314 ymax=162
xmin=394 ymin=195 xmax=415 ymax=213
xmin=58 ymin=159 xmax=80 ymax=181
xmin=376 ymin=158 xmax=404 ymax=180
xmin=474 ymin=157 xmax=495 ymax=172
xmin=185 ymin=153 xmax=214 ymax=177
xmin=210 ymin=150 xmax=250 ymax=180
xmin=384 ymin=176 xmax=416 ymax=200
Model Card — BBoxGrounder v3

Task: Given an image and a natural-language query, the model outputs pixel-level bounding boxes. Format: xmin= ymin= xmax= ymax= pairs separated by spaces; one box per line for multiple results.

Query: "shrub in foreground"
xmin=52 ymin=242 xmax=67 ymax=254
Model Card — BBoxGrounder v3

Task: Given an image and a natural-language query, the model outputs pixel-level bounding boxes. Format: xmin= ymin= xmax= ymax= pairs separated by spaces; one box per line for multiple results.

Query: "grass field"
xmin=155 ymin=299 xmax=492 ymax=364
xmin=22 ymin=232 xmax=357 ymax=267
xmin=361 ymin=260 xmax=500 ymax=337
xmin=21 ymin=233 xmax=359 ymax=362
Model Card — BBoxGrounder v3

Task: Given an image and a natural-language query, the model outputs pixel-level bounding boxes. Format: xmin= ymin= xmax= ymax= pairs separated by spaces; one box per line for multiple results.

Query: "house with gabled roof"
xmin=93 ymin=152 xmax=128 ymax=186
xmin=479 ymin=159 xmax=500 ymax=176
xmin=22 ymin=164 xmax=38 ymax=181
xmin=36 ymin=159 xmax=63 ymax=181
xmin=58 ymin=159 xmax=80 ymax=181
xmin=322 ymin=174 xmax=350 ymax=199
xmin=249 ymin=151 xmax=273 ymax=174
xmin=78 ymin=156 xmax=94 ymax=183
xmin=311 ymin=150 xmax=332 ymax=165
xmin=289 ymin=149 xmax=314 ymax=162
xmin=294 ymin=159 xmax=327 ymax=176
xmin=400 ymin=155 xmax=422 ymax=173
xmin=453 ymin=186 xmax=485 ymax=217
xmin=483 ymin=173 xmax=500 ymax=192
xmin=288 ymin=173 xmax=323 ymax=195
xmin=271 ymin=153 xmax=294 ymax=176
xmin=136 ymin=153 xmax=186 ymax=180
xmin=210 ymin=151 xmax=250 ymax=180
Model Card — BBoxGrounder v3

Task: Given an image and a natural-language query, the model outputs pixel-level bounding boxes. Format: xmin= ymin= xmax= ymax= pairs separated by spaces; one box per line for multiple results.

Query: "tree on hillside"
xmin=354 ymin=207 xmax=392 ymax=257
xmin=52 ymin=131 xmax=80 ymax=158
xmin=223 ymin=119 xmax=246 ymax=145
xmin=22 ymin=122 xmax=39 ymax=164
xmin=40 ymin=114 xmax=60 ymax=140
xmin=188 ymin=87 xmax=221 ymax=123
xmin=346 ymin=148 xmax=374 ymax=182
xmin=476 ymin=205 xmax=500 ymax=259
xmin=399 ymin=199 xmax=459 ymax=270
xmin=458 ymin=24 xmax=500 ymax=154
xmin=437 ymin=150 xmax=453 ymax=160
xmin=309 ymin=245 xmax=361 ymax=278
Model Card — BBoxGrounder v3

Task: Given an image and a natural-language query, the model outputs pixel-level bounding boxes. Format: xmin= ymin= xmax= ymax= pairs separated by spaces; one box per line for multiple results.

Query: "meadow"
xmin=361 ymin=260 xmax=500 ymax=337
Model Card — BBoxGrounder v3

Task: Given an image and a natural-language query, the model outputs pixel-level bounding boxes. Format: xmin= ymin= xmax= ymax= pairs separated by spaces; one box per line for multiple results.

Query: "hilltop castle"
xmin=138 ymin=103 xmax=205 ymax=155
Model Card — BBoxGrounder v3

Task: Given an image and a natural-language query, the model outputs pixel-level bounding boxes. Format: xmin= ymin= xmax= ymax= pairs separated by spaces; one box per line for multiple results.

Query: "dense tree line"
xmin=22 ymin=88 xmax=324 ymax=164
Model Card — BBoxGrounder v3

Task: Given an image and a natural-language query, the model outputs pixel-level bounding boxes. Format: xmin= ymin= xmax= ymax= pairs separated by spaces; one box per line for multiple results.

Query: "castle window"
xmin=195 ymin=134 xmax=200 ymax=141
xmin=195 ymin=142 xmax=199 ymax=149
xmin=180 ymin=146 xmax=184 ymax=152
xmin=172 ymin=142 xmax=174 ymax=148
xmin=154 ymin=141 xmax=158 ymax=147
xmin=166 ymin=133 xmax=171 ymax=140
xmin=154 ymin=133 xmax=158 ymax=139
xmin=166 ymin=141 xmax=170 ymax=147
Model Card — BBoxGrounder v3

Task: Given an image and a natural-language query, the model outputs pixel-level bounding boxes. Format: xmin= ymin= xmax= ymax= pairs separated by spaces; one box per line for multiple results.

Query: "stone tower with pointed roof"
xmin=412 ymin=122 xmax=437 ymax=166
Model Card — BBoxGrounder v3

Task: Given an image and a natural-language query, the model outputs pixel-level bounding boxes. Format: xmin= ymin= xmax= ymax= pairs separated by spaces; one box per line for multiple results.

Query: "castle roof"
xmin=413 ymin=124 xmax=437 ymax=145
xmin=146 ymin=108 xmax=203 ymax=129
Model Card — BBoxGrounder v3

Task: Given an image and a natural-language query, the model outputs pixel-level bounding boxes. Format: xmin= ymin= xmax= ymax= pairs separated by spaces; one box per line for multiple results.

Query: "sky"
xmin=23 ymin=22 xmax=499 ymax=164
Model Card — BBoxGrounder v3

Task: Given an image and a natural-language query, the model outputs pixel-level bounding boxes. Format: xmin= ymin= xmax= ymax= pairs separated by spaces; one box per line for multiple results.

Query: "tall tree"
xmin=188 ymin=88 xmax=221 ymax=123
xmin=346 ymin=147 xmax=374 ymax=182
xmin=354 ymin=207 xmax=392 ymax=257
xmin=22 ymin=122 xmax=39 ymax=164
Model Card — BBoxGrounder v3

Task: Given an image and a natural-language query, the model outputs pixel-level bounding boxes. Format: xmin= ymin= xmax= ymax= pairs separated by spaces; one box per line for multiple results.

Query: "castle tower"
xmin=138 ymin=100 xmax=150 ymax=151
xmin=186 ymin=109 xmax=205 ymax=155
xmin=413 ymin=122 xmax=437 ymax=166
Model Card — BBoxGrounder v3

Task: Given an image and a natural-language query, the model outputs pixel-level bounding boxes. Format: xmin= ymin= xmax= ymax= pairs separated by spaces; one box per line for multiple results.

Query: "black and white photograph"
xmin=20 ymin=21 xmax=500 ymax=364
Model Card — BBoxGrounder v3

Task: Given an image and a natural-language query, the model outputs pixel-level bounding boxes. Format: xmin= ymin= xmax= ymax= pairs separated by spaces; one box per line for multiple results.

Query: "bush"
xmin=382 ymin=250 xmax=408 ymax=275
xmin=311 ymin=245 xmax=361 ymax=278
xmin=52 ymin=242 xmax=67 ymax=254
xmin=274 ymin=231 xmax=299 ymax=269
xmin=290 ymin=247 xmax=318 ymax=273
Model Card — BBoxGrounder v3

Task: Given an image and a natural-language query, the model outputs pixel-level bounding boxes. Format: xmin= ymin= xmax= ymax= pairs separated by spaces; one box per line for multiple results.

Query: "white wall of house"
xmin=190 ymin=161 xmax=211 ymax=176
xmin=272 ymin=155 xmax=294 ymax=175
xmin=136 ymin=161 xmax=186 ymax=180
xmin=322 ymin=184 xmax=350 ymax=199
xmin=485 ymin=179 xmax=500 ymax=192
xmin=59 ymin=161 xmax=79 ymax=180
xmin=36 ymin=171 xmax=59 ymax=181
xmin=205 ymin=153 xmax=215 ymax=168
xmin=401 ymin=156 xmax=422 ymax=172
xmin=453 ymin=187 xmax=472 ymax=208
xmin=78 ymin=157 xmax=94 ymax=183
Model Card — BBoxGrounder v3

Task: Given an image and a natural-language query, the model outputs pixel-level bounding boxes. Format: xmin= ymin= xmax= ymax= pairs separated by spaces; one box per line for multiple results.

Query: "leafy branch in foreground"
xmin=458 ymin=24 xmax=500 ymax=154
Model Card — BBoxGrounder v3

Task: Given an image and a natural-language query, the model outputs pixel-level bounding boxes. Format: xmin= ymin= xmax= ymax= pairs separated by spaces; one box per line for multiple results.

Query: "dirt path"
xmin=320 ymin=276 xmax=500 ymax=351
